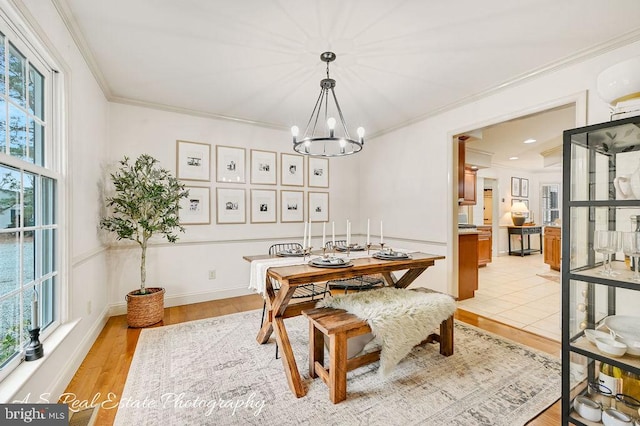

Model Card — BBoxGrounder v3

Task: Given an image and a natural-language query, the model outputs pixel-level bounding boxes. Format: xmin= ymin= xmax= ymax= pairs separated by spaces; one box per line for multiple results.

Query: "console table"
xmin=507 ymin=226 xmax=543 ymax=256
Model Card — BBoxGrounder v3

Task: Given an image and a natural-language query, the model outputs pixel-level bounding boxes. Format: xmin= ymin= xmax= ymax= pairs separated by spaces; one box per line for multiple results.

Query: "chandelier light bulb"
xmin=339 ymin=139 xmax=346 ymax=148
xmin=291 ymin=126 xmax=299 ymax=137
xmin=327 ymin=117 xmax=336 ymax=130
xmin=357 ymin=127 xmax=365 ymax=138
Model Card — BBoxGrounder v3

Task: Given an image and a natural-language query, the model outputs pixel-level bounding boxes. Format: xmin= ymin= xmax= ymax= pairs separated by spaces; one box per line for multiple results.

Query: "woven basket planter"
xmin=126 ymin=287 xmax=165 ymax=328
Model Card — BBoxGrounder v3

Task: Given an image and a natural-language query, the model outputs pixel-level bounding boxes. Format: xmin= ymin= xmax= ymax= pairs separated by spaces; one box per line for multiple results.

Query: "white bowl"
xmin=605 ymin=315 xmax=640 ymax=341
xmin=573 ymin=395 xmax=602 ymax=422
xmin=585 ymin=329 xmax=611 ymax=345
xmin=595 ymin=337 xmax=628 ymax=357
xmin=602 ymin=408 xmax=633 ymax=426
xmin=615 ymin=335 xmax=640 ymax=357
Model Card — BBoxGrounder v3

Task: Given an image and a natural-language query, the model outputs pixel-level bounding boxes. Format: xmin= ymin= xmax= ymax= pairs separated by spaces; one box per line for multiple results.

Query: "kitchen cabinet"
xmin=477 ymin=225 xmax=492 ymax=267
xmin=543 ymin=226 xmax=561 ymax=271
xmin=458 ymin=231 xmax=478 ymax=300
xmin=561 ymin=115 xmax=640 ymax=425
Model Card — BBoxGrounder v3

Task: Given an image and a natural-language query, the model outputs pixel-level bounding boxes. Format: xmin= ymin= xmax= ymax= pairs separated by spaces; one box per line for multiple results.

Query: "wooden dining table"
xmin=244 ymin=251 xmax=446 ymax=398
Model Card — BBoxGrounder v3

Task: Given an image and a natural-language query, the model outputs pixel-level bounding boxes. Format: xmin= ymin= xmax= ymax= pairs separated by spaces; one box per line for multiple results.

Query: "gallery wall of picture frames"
xmin=175 ymin=140 xmax=332 ymax=225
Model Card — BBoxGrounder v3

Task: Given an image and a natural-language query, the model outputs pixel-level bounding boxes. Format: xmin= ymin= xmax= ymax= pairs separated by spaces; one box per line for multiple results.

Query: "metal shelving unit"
xmin=562 ymin=115 xmax=640 ymax=425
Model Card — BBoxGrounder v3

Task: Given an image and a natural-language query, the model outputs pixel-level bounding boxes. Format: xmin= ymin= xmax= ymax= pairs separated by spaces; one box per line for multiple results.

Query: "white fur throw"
xmin=316 ymin=287 xmax=456 ymax=376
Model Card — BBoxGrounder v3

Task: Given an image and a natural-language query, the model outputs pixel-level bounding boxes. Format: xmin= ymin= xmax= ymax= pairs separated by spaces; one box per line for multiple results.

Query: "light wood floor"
xmin=62 ymin=295 xmax=561 ymax=425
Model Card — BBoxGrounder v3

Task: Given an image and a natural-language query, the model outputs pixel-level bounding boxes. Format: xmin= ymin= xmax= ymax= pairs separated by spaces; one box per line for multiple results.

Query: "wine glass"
xmin=594 ymin=230 xmax=620 ymax=275
xmin=622 ymin=232 xmax=640 ymax=282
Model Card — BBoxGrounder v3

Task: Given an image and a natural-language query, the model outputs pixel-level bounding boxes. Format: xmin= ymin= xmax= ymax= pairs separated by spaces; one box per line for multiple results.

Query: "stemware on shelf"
xmin=622 ymin=231 xmax=640 ymax=282
xmin=594 ymin=230 xmax=621 ymax=276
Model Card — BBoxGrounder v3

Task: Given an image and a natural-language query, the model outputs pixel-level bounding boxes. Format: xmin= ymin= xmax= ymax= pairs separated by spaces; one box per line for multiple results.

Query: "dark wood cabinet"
xmin=543 ymin=226 xmax=561 ymax=271
xmin=477 ymin=225 xmax=492 ymax=267
xmin=458 ymin=140 xmax=476 ymax=205
xmin=458 ymin=232 xmax=479 ymax=300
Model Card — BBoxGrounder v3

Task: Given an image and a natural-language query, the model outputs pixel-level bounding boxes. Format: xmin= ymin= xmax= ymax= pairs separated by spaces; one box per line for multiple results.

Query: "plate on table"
xmin=373 ymin=251 xmax=410 ymax=260
xmin=335 ymin=245 xmax=365 ymax=252
xmin=277 ymin=249 xmax=305 ymax=257
xmin=308 ymin=257 xmax=353 ymax=268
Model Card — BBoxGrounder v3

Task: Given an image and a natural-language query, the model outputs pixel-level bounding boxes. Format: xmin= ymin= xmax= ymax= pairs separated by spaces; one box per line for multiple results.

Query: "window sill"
xmin=0 ymin=318 xmax=80 ymax=402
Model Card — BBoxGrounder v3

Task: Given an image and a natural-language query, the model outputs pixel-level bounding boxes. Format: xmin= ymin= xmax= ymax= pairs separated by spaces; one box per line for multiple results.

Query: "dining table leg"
xmin=272 ymin=316 xmax=307 ymax=398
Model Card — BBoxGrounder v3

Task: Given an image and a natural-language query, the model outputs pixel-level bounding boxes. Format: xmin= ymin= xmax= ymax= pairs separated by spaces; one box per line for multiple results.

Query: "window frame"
xmin=0 ymin=4 xmax=66 ymax=384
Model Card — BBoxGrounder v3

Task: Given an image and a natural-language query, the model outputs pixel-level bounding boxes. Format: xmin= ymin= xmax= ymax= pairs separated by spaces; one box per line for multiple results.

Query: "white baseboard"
xmin=108 ymin=287 xmax=255 ymax=316
xmin=46 ymin=305 xmax=110 ymax=401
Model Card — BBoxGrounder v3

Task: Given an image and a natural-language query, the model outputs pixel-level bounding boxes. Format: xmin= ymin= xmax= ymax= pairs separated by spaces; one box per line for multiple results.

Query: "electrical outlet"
xmin=208 ymin=270 xmax=216 ymax=280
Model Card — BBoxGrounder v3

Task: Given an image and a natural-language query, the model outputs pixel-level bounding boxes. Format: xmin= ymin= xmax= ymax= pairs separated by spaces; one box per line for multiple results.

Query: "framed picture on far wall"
xmin=308 ymin=157 xmax=329 ymax=188
xmin=216 ymin=145 xmax=246 ymax=184
xmin=176 ymin=140 xmax=210 ymax=181
xmin=280 ymin=190 xmax=304 ymax=223
xmin=250 ymin=149 xmax=277 ymax=185
xmin=216 ymin=188 xmax=246 ymax=224
xmin=179 ymin=186 xmax=210 ymax=225
xmin=520 ymin=178 xmax=529 ymax=198
xmin=281 ymin=153 xmax=304 ymax=186
xmin=250 ymin=189 xmax=277 ymax=223
xmin=511 ymin=177 xmax=521 ymax=197
xmin=308 ymin=191 xmax=329 ymax=222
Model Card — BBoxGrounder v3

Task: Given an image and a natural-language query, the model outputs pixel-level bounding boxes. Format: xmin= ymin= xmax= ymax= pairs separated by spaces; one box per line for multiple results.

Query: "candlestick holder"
xmin=366 ymin=243 xmax=371 ymax=255
xmin=25 ymin=327 xmax=43 ymax=361
xmin=322 ymin=247 xmax=328 ymax=259
xmin=304 ymin=246 xmax=313 ymax=261
xmin=380 ymin=242 xmax=385 ymax=253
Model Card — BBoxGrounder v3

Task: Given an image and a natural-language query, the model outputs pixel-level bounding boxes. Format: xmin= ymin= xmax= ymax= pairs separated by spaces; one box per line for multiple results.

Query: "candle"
xmin=380 ymin=220 xmax=384 ymax=244
xmin=308 ymin=220 xmax=312 ymax=248
xmin=32 ymin=299 xmax=38 ymax=329
xmin=322 ymin=222 xmax=326 ymax=248
xmin=332 ymin=221 xmax=335 ymax=245
xmin=347 ymin=220 xmax=351 ymax=246
xmin=303 ymin=221 xmax=307 ymax=248
xmin=367 ymin=218 xmax=370 ymax=245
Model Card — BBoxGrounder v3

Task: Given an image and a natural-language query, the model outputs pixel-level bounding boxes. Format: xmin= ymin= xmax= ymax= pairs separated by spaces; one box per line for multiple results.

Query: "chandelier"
xmin=291 ymin=52 xmax=364 ymax=157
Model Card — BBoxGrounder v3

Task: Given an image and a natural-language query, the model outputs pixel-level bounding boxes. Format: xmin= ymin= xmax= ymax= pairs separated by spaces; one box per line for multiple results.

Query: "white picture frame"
xmin=216 ymin=188 xmax=246 ymax=224
xmin=250 ymin=189 xmax=277 ymax=223
xmin=308 ymin=191 xmax=329 ymax=222
xmin=280 ymin=190 xmax=304 ymax=223
xmin=281 ymin=153 xmax=304 ymax=186
xmin=179 ymin=186 xmax=210 ymax=225
xmin=176 ymin=140 xmax=210 ymax=181
xmin=216 ymin=145 xmax=246 ymax=184
xmin=308 ymin=157 xmax=329 ymax=188
xmin=250 ymin=149 xmax=277 ymax=185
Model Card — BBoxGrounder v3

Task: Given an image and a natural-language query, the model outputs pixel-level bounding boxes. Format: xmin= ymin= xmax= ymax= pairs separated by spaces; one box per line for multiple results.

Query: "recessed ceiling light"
xmin=509 ymin=156 xmax=519 ymax=160
xmin=523 ymin=138 xmax=537 ymax=144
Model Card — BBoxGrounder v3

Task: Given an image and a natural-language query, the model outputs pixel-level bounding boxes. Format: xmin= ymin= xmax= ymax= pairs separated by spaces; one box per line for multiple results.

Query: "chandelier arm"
xmin=330 ymin=88 xmax=352 ymax=140
xmin=304 ymin=87 xmax=327 ymax=137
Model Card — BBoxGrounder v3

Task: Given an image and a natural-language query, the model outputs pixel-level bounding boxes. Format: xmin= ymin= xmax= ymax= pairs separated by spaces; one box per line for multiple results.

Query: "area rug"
xmin=113 ymin=310 xmax=560 ymax=426
xmin=536 ymin=272 xmax=560 ymax=283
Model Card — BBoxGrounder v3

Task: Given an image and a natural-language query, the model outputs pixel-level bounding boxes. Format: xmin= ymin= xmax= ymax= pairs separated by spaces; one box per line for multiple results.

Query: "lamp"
xmin=511 ymin=202 xmax=529 ymax=226
xmin=291 ymin=52 xmax=364 ymax=157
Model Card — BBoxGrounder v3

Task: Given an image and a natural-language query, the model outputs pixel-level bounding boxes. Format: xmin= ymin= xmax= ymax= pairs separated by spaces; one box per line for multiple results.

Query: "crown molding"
xmin=109 ymin=96 xmax=288 ymax=131
xmin=52 ymin=0 xmax=112 ymax=98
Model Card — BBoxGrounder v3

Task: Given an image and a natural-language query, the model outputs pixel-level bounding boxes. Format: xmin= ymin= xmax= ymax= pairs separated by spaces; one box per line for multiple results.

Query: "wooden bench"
xmin=302 ymin=301 xmax=454 ymax=403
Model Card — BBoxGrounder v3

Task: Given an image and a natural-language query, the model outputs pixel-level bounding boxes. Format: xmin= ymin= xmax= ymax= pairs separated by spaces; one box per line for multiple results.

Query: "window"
xmin=0 ymin=12 xmax=59 ymax=382
xmin=541 ymin=183 xmax=560 ymax=225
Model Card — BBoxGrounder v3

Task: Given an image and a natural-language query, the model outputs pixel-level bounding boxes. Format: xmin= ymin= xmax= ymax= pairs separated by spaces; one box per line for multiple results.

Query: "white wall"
xmin=359 ymin=39 xmax=640 ymax=297
xmin=106 ymin=104 xmax=363 ymax=312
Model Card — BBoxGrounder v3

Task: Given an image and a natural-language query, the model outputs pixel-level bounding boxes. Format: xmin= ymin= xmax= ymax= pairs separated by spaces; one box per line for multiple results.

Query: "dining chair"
xmin=324 ymin=240 xmax=385 ymax=294
xmin=262 ymin=242 xmax=331 ymax=358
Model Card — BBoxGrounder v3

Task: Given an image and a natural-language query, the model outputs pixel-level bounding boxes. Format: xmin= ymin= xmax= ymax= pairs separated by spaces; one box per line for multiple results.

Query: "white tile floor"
xmin=457 ymin=253 xmax=562 ymax=341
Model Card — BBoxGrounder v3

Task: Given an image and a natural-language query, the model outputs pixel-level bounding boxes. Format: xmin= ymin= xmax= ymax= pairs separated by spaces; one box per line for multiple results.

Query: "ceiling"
xmin=59 ymin=0 xmax=640 ymax=138
xmin=463 ymin=105 xmax=576 ymax=172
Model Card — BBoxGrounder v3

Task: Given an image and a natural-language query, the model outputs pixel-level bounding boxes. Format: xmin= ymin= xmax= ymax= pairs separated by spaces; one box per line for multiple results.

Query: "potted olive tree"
xmin=100 ymin=154 xmax=189 ymax=327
